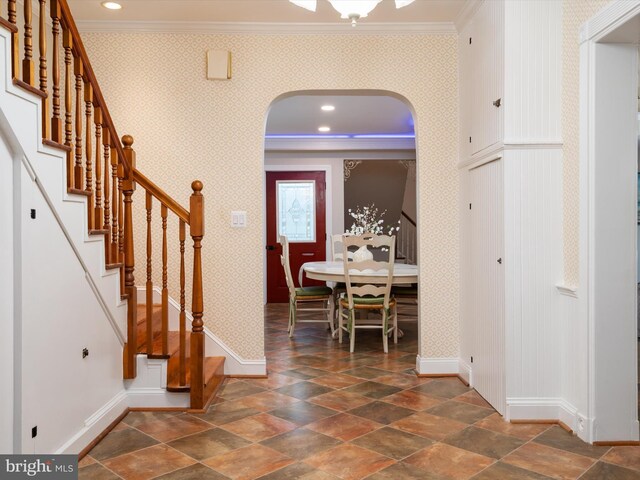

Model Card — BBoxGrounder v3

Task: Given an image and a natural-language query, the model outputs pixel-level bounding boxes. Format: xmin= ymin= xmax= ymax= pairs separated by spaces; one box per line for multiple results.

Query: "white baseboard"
xmin=458 ymin=359 xmax=472 ymax=384
xmin=416 ymin=355 xmax=459 ymax=375
xmin=137 ymin=286 xmax=267 ymax=376
xmin=506 ymin=397 xmax=582 ymax=430
xmin=55 ymin=390 xmax=129 ymax=454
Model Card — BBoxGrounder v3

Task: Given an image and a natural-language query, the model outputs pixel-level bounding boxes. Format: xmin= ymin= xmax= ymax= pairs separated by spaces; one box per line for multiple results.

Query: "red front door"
xmin=266 ymin=171 xmax=327 ymax=303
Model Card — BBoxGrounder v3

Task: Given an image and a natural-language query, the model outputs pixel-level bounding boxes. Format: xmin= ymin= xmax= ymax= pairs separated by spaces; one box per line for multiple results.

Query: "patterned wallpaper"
xmin=562 ymin=0 xmax=613 ymax=286
xmin=82 ymin=32 xmax=459 ymax=361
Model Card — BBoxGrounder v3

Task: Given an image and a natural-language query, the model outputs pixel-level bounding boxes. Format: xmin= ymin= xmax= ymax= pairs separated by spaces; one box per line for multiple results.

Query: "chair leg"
xmin=382 ymin=310 xmax=389 ymax=353
xmin=349 ymin=311 xmax=356 ymax=353
xmin=338 ymin=302 xmax=343 ymax=344
xmin=393 ymin=304 xmax=398 ymax=344
xmin=327 ymin=296 xmax=335 ymax=335
xmin=289 ymin=300 xmax=296 ymax=338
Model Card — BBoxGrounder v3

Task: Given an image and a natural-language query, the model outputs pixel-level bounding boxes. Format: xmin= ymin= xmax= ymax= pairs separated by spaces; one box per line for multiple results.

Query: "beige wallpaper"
xmin=562 ymin=0 xmax=613 ymax=286
xmin=83 ymin=32 xmax=459 ymax=361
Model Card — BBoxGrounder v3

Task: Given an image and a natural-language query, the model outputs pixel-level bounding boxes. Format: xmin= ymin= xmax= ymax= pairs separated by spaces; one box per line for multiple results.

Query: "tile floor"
xmin=79 ymin=303 xmax=640 ymax=479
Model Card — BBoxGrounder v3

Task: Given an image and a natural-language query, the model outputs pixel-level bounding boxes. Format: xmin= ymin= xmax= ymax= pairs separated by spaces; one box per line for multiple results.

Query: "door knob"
xmin=266 ymin=245 xmax=276 ymax=251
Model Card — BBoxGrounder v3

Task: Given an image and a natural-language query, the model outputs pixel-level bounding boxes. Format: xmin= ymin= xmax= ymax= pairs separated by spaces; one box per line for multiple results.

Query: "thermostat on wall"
xmin=207 ymin=50 xmax=232 ymax=80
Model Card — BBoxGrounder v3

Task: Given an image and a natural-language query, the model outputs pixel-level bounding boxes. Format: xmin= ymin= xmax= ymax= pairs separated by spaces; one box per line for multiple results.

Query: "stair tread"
xmin=167 ymin=356 xmax=225 ymax=392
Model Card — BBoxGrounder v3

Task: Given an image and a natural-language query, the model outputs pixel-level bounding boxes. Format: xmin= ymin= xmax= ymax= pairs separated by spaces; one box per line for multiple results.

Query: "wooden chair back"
xmin=279 ymin=235 xmax=297 ymax=299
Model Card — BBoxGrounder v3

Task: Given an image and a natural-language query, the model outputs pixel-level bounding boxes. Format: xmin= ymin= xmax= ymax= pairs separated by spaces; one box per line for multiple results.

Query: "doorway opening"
xmin=262 ymin=90 xmax=419 ymax=365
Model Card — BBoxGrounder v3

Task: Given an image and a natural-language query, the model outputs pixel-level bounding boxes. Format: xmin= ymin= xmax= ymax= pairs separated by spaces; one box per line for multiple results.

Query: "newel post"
xmin=190 ymin=180 xmax=205 ymax=409
xmin=122 ymin=135 xmax=137 ymax=379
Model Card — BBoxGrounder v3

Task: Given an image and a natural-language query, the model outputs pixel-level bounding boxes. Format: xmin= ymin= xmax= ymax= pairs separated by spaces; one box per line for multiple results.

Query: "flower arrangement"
xmin=346 ymin=204 xmax=400 ymax=236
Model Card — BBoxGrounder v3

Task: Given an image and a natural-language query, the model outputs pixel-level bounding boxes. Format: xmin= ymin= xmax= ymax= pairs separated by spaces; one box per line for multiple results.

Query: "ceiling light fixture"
xmin=101 ymin=1 xmax=122 ymax=9
xmin=318 ymin=126 xmax=331 ymax=132
xmin=290 ymin=0 xmax=415 ymax=26
xmin=321 ymin=105 xmax=335 ymax=111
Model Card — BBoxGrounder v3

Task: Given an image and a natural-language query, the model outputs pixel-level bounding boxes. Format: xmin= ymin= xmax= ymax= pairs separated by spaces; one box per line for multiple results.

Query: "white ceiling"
xmin=67 ymin=0 xmax=466 ymax=24
xmin=266 ymin=95 xmax=414 ymax=137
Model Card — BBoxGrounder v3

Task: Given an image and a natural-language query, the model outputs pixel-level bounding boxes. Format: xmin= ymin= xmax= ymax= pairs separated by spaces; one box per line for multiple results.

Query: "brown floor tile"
xmin=231 ymin=391 xmax=300 ymax=412
xmin=102 ymin=444 xmax=196 ymax=480
xmin=280 ymin=367 xmax=329 ymax=380
xmin=88 ymin=427 xmax=159 ymax=461
xmin=366 ymin=462 xmax=444 ymax=480
xmin=426 ymin=400 xmax=494 ymax=424
xmin=341 ymin=366 xmax=389 ymax=379
xmin=348 ymin=400 xmax=415 ymax=424
xmin=78 ymin=463 xmax=120 ymax=479
xmin=306 ymin=412 xmax=382 ymax=441
xmin=443 ymin=426 xmax=524 ymax=459
xmin=304 ymin=444 xmax=395 ymax=480
xmin=413 ymin=378 xmax=471 ymax=399
xmin=270 ymin=401 xmax=337 ymax=426
xmin=308 ymin=373 xmax=364 ymax=389
xmin=256 ymin=463 xmax=339 ymax=479
xmin=167 ymin=427 xmax=251 ymax=461
xmin=391 ymin=412 xmax=468 ymax=441
xmin=532 ymin=426 xmax=610 ymax=459
xmin=111 ymin=422 xmax=132 ymax=432
xmin=288 ymin=355 xmax=327 ymax=368
xmin=374 ymin=373 xmax=430 ymax=389
xmin=454 ymin=390 xmax=493 ymax=409
xmin=78 ymin=455 xmax=96 ymax=468
xmin=343 ymin=381 xmax=402 ymax=399
xmin=244 ymin=373 xmax=302 ymax=390
xmin=381 ymin=390 xmax=443 ymax=411
xmin=308 ymin=390 xmax=372 ymax=411
xmin=195 ymin=400 xmax=261 ymax=425
xmin=135 ymin=414 xmax=212 ymax=442
xmin=580 ymin=461 xmax=640 ymax=480
xmin=351 ymin=426 xmax=434 ymax=460
xmin=122 ymin=411 xmax=180 ymax=427
xmin=275 ymin=381 xmax=334 ymax=400
xmin=602 ymin=446 xmax=640 ymax=471
xmin=153 ymin=463 xmax=231 ymax=480
xmin=203 ymin=444 xmax=294 ymax=480
xmin=218 ymin=381 xmax=267 ymax=400
xmin=471 ymin=461 xmax=553 ymax=479
xmin=260 ymin=428 xmax=342 ymax=460
xmin=221 ymin=413 xmax=298 ymax=442
xmin=404 ymin=443 xmax=494 ymax=480
xmin=474 ymin=414 xmax=551 ymax=440
xmin=502 ymin=443 xmax=595 ymax=479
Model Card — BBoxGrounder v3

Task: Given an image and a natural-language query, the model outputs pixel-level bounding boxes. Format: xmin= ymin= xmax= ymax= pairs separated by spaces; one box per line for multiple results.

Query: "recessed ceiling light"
xmin=318 ymin=126 xmax=331 ymax=132
xmin=101 ymin=1 xmax=122 ymax=10
xmin=321 ymin=105 xmax=335 ymax=111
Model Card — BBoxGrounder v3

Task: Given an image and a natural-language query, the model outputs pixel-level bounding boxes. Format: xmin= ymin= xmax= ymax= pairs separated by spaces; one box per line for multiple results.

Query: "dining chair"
xmin=339 ymin=233 xmax=398 ymax=353
xmin=391 ymin=283 xmax=418 ymax=323
xmin=279 ymin=235 xmax=335 ymax=338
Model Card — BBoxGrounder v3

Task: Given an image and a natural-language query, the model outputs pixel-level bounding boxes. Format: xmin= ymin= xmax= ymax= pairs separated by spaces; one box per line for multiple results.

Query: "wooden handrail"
xmin=133 ymin=170 xmax=190 ymax=224
xmin=57 ymin=0 xmax=130 ymax=177
xmin=401 ymin=210 xmax=416 ymax=227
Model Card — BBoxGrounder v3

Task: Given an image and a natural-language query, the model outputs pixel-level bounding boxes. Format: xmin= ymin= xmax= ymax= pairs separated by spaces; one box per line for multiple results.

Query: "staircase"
xmin=396 ymin=211 xmax=417 ymax=265
xmin=0 ymin=0 xmax=224 ymax=411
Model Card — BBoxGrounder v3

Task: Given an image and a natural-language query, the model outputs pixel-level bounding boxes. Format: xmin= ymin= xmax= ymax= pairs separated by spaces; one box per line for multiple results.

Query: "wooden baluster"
xmin=8 ymin=1 xmax=20 ymax=79
xmin=63 ymin=24 xmax=73 ymax=188
xmin=38 ymin=0 xmax=49 ymax=139
xmin=145 ymin=191 xmax=153 ymax=356
xmin=111 ymin=142 xmax=119 ymax=265
xmin=118 ymin=158 xmax=125 ymax=295
xmin=73 ymin=55 xmax=83 ymax=190
xmin=179 ymin=219 xmax=186 ymax=386
xmin=103 ymin=132 xmax=111 ymax=261
xmin=190 ymin=180 xmax=205 ymax=409
xmin=122 ymin=135 xmax=137 ymax=379
xmin=84 ymin=79 xmax=94 ymax=229
xmin=50 ymin=0 xmax=62 ymax=143
xmin=161 ymin=204 xmax=168 ymax=357
xmin=23 ymin=0 xmax=34 ymax=85
xmin=94 ymin=106 xmax=103 ymax=230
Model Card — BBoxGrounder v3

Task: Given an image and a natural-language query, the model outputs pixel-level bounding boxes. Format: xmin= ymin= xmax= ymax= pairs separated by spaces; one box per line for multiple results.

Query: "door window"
xmin=276 ymin=180 xmax=316 ymax=242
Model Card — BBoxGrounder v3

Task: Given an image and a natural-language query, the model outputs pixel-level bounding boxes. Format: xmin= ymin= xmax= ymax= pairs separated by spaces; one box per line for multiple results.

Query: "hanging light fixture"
xmin=290 ymin=0 xmax=416 ymax=26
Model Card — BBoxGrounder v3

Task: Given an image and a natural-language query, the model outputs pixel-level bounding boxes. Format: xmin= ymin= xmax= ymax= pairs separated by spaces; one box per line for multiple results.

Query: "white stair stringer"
xmin=0 ymin=29 xmax=126 ymax=340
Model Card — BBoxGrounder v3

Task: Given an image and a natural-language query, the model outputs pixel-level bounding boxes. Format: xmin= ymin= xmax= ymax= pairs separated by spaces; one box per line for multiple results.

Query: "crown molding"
xmin=454 ymin=0 xmax=482 ymax=32
xmin=265 ymin=137 xmax=415 ymax=152
xmin=76 ymin=20 xmax=457 ymax=35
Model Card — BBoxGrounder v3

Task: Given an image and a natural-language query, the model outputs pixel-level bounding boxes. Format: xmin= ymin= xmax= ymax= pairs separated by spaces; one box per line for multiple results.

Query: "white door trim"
xmin=579 ymin=0 xmax=640 ymax=443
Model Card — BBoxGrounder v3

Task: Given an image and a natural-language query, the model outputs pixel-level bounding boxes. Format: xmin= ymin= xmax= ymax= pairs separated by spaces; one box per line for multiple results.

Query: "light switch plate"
xmin=231 ymin=211 xmax=247 ymax=228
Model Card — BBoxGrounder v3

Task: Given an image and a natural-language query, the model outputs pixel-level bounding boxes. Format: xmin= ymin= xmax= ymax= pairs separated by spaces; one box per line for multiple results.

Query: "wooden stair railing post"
xmin=84 ymin=79 xmax=94 ymax=229
xmin=161 ymin=204 xmax=168 ymax=357
xmin=110 ymin=139 xmax=119 ymax=267
xmin=63 ymin=24 xmax=73 ymax=188
xmin=94 ymin=105 xmax=103 ymax=230
xmin=145 ymin=190 xmax=153 ymax=356
xmin=103 ymin=132 xmax=111 ymax=262
xmin=8 ymin=0 xmax=19 ymax=79
xmin=189 ymin=180 xmax=205 ymax=409
xmin=50 ymin=0 xmax=62 ymax=143
xmin=38 ymin=0 xmax=50 ymax=140
xmin=122 ymin=135 xmax=137 ymax=379
xmin=73 ymin=54 xmax=83 ymax=190
xmin=23 ymin=0 xmax=34 ymax=85
xmin=179 ymin=219 xmax=186 ymax=386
